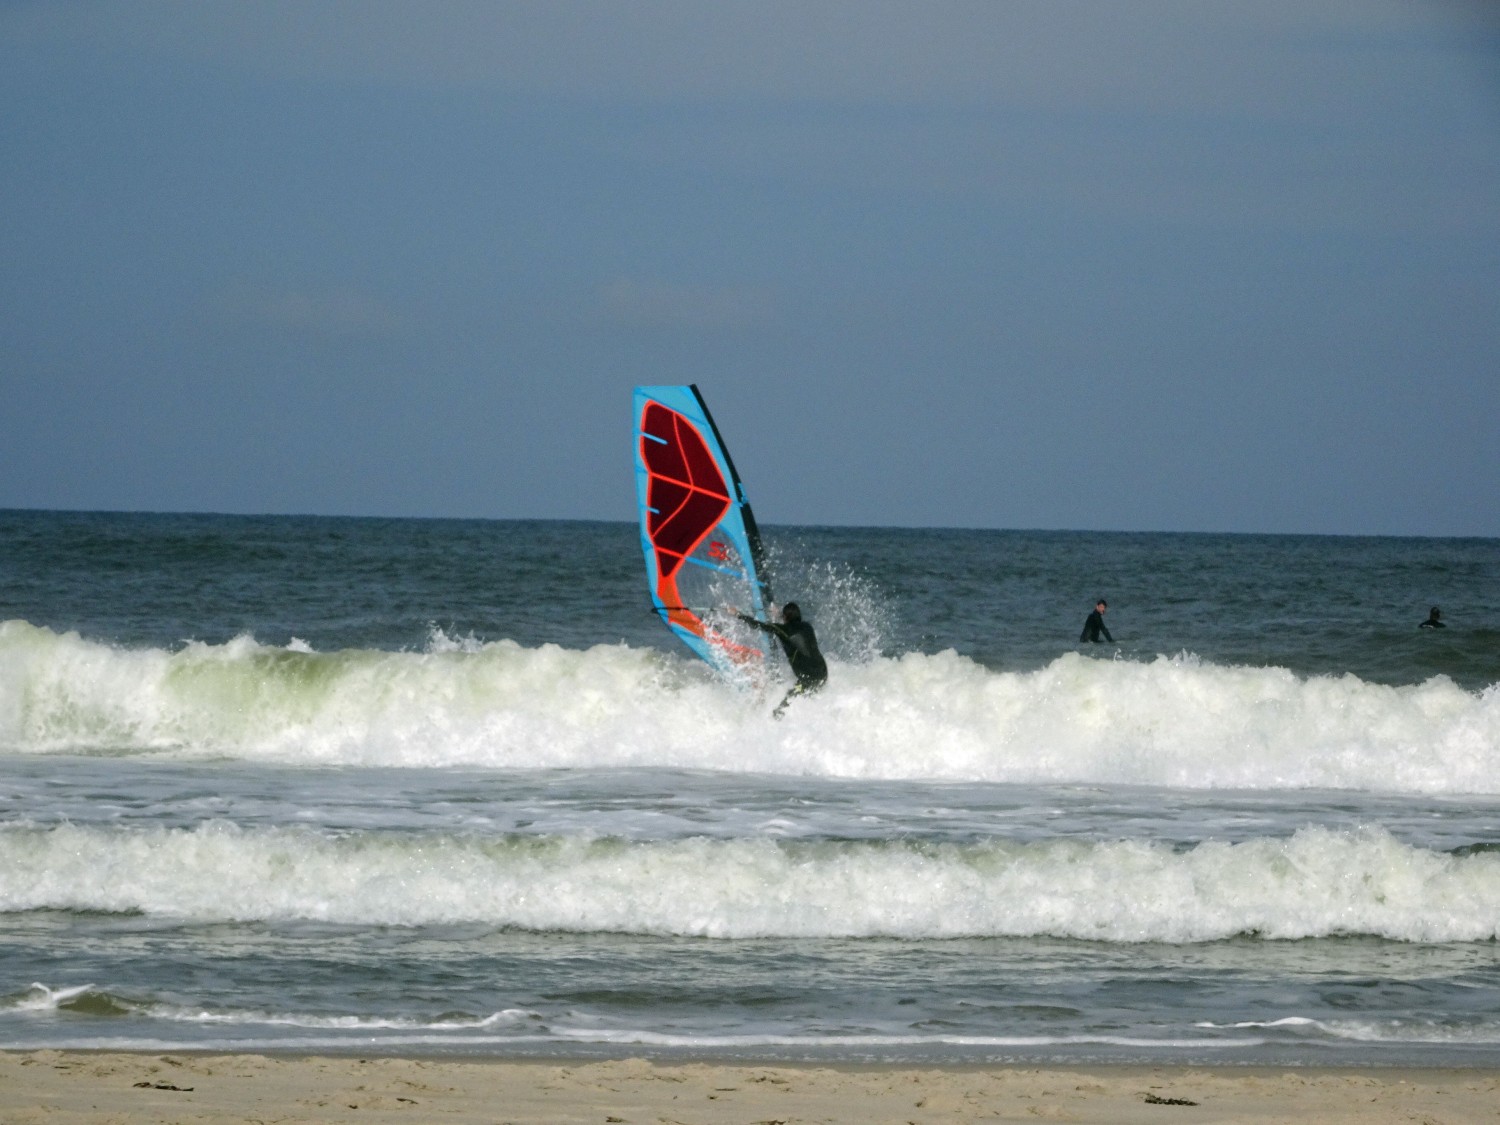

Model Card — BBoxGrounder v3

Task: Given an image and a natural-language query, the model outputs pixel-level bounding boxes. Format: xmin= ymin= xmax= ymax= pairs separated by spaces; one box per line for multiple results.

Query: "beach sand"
xmin=3 ymin=1052 xmax=1497 ymax=1124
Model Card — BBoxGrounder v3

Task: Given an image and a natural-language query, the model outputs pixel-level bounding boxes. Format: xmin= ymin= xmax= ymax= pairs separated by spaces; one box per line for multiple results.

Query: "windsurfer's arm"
xmin=734 ymin=611 xmax=783 ymax=638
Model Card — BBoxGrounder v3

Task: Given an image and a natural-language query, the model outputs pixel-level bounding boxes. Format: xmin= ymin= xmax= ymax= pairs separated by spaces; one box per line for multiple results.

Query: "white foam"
xmin=145 ymin=1005 xmax=540 ymax=1031
xmin=547 ymin=1030 xmax=1240 ymax=1049
xmin=3 ymin=822 xmax=1497 ymax=942
xmin=3 ymin=981 xmax=1254 ymax=1051
xmin=1198 ymin=1017 xmax=1500 ymax=1044
xmin=2 ymin=621 xmax=1496 ymax=793
xmin=8 ymin=983 xmax=95 ymax=1012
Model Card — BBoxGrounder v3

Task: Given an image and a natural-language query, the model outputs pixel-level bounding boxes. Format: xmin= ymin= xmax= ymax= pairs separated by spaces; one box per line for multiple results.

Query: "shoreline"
xmin=6 ymin=1051 xmax=1498 ymax=1124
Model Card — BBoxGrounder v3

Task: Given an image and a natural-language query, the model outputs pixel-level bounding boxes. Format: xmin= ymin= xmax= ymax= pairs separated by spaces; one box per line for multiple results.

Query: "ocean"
xmin=2 ymin=509 xmax=1498 ymax=1066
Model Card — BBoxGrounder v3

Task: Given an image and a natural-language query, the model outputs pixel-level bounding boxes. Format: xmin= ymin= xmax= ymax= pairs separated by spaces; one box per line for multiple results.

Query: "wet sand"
xmin=3 ymin=1051 xmax=1498 ymax=1124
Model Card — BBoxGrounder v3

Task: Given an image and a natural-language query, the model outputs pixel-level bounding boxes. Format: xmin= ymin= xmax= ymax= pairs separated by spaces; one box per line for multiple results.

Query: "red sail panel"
xmin=640 ymin=402 xmax=731 ymax=584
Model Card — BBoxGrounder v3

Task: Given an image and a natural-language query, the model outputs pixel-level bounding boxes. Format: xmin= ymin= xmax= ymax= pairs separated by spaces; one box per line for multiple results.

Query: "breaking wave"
xmin=2 ymin=619 xmax=1497 ymax=793
xmin=3 ymin=821 xmax=1498 ymax=943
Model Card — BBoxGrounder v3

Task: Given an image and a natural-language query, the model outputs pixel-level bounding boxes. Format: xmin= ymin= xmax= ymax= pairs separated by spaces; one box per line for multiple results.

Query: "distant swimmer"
xmin=1420 ymin=606 xmax=1446 ymax=629
xmin=1080 ymin=599 xmax=1114 ymax=644
xmin=736 ymin=602 xmax=828 ymax=718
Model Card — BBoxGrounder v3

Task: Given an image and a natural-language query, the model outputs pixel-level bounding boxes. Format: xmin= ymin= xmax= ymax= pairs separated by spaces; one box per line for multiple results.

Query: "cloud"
xmin=207 ymin=285 xmax=407 ymax=336
xmin=599 ymin=278 xmax=775 ymax=331
xmin=11 ymin=2 xmax=1495 ymax=240
xmin=8 ymin=0 xmax=1484 ymax=120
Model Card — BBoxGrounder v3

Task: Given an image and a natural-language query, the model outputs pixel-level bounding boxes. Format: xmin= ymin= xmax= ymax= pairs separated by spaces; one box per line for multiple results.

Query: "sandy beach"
xmin=3 ymin=1052 xmax=1497 ymax=1124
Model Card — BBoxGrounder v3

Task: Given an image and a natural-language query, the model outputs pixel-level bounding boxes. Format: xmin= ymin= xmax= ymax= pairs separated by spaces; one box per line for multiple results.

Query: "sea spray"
xmin=757 ymin=540 xmax=892 ymax=664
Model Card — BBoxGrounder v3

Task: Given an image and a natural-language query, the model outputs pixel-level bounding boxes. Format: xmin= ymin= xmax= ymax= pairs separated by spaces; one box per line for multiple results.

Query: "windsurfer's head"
xmin=781 ymin=602 xmax=802 ymax=624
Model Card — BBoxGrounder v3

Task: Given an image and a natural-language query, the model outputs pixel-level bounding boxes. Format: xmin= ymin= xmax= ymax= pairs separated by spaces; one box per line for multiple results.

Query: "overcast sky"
xmin=3 ymin=1 xmax=1498 ymax=535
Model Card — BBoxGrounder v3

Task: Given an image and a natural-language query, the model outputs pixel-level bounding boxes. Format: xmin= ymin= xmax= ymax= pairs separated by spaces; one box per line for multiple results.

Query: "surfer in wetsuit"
xmin=736 ymin=602 xmax=828 ymax=718
xmin=1420 ymin=606 xmax=1446 ymax=629
xmin=1080 ymin=599 xmax=1114 ymax=644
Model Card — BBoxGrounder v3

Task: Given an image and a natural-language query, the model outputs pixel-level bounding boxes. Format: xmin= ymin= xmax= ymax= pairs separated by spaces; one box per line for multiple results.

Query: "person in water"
xmin=736 ymin=602 xmax=828 ymax=718
xmin=1080 ymin=599 xmax=1114 ymax=643
xmin=1420 ymin=606 xmax=1446 ymax=629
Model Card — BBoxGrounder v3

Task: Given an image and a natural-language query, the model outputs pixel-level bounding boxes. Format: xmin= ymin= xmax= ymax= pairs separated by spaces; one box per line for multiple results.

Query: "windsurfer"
xmin=736 ymin=602 xmax=828 ymax=718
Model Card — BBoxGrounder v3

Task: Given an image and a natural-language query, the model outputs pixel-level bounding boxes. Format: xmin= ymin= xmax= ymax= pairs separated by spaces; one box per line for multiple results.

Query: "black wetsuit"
xmin=1080 ymin=610 xmax=1113 ymax=644
xmin=738 ymin=613 xmax=828 ymax=714
xmin=1420 ymin=617 xmax=1446 ymax=629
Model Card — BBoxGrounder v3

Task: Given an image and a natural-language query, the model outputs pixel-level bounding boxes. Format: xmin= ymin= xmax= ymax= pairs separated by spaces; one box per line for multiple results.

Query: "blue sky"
xmin=3 ymin=1 xmax=1498 ymax=535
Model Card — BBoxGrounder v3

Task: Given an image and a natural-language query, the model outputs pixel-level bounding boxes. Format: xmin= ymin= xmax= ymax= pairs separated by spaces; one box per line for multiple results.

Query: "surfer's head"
xmin=781 ymin=602 xmax=802 ymax=624
xmin=1096 ymin=600 xmax=1107 ymax=612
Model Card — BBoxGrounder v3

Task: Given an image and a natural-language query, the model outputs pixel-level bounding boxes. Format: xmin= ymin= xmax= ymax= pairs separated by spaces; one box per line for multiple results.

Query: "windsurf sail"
xmin=633 ymin=385 xmax=773 ymax=674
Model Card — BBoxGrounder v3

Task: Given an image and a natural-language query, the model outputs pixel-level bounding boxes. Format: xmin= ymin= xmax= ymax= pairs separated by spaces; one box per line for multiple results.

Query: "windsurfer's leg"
xmin=772 ymin=677 xmax=824 ymax=719
xmin=772 ymin=685 xmax=798 ymax=719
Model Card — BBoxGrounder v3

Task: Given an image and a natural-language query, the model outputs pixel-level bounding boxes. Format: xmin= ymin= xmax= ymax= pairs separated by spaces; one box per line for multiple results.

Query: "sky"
xmin=2 ymin=1 xmax=1498 ymax=536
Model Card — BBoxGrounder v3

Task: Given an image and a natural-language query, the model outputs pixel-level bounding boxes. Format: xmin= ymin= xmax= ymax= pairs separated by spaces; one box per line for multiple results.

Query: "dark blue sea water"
xmin=2 ymin=510 xmax=1499 ymax=1065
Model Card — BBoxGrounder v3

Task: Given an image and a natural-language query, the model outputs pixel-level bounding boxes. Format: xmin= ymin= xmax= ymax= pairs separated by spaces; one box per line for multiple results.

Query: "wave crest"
xmin=3 ymin=822 xmax=1497 ymax=943
xmin=2 ymin=620 xmax=1497 ymax=792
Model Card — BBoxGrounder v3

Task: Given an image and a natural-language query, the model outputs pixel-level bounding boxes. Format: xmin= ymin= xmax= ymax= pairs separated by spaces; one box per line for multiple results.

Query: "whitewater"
xmin=2 ymin=511 xmax=1498 ymax=1065
xmin=4 ymin=622 xmax=1496 ymax=792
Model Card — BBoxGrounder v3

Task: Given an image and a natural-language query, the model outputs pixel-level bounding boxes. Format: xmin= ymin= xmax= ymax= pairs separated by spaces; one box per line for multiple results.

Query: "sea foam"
xmin=2 ymin=821 xmax=1497 ymax=943
xmin=1 ymin=619 xmax=1496 ymax=793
